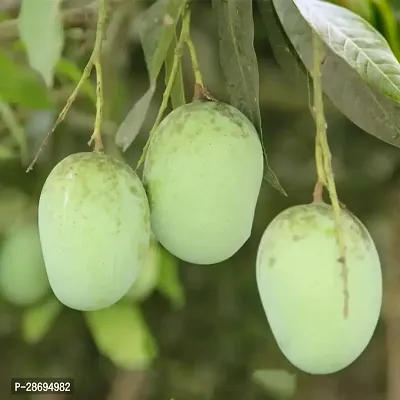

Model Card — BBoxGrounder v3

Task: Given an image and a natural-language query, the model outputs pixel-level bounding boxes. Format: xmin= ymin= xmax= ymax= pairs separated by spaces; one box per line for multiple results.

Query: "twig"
xmin=26 ymin=0 xmax=108 ymax=171
xmin=87 ymin=0 xmax=107 ymax=152
xmin=312 ymin=32 xmax=349 ymax=318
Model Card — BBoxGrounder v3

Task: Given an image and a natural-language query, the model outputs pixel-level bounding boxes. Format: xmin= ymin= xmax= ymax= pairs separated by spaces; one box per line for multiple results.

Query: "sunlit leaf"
xmin=157 ymin=247 xmax=184 ymax=309
xmin=21 ymin=298 xmax=62 ymax=345
xmin=115 ymin=0 xmax=187 ymax=150
xmin=293 ymin=0 xmax=400 ymax=101
xmin=85 ymin=303 xmax=157 ymax=370
xmin=165 ymin=33 xmax=186 ymax=109
xmin=18 ymin=0 xmax=65 ymax=88
xmin=211 ymin=0 xmax=285 ymax=195
xmin=268 ymin=0 xmax=400 ymax=147
xmin=0 ymin=50 xmax=52 ymax=109
xmin=253 ymin=369 xmax=297 ymax=399
xmin=55 ymin=58 xmax=97 ymax=104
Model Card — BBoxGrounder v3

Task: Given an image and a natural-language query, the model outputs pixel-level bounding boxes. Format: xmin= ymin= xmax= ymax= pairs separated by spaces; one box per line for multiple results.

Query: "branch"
xmin=0 ymin=3 xmax=98 ymax=43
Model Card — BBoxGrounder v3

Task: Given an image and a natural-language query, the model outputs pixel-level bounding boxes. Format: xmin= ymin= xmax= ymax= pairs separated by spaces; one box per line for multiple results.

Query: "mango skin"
xmin=256 ymin=203 xmax=382 ymax=374
xmin=143 ymin=100 xmax=264 ymax=265
xmin=0 ymin=223 xmax=50 ymax=306
xmin=38 ymin=152 xmax=151 ymax=311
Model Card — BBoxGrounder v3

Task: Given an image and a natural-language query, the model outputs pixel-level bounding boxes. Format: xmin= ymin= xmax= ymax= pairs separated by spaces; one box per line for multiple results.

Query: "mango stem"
xmin=312 ymin=32 xmax=349 ymax=318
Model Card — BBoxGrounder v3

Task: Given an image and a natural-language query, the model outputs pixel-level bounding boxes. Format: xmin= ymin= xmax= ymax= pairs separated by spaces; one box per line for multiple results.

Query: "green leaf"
xmin=256 ymin=0 xmax=308 ymax=91
xmin=115 ymin=87 xmax=155 ymax=151
xmin=55 ymin=58 xmax=97 ymax=104
xmin=85 ymin=303 xmax=157 ymax=370
xmin=211 ymin=0 xmax=285 ymax=196
xmin=21 ymin=298 xmax=62 ymax=345
xmin=0 ymin=50 xmax=52 ymax=109
xmin=269 ymin=0 xmax=400 ymax=147
xmin=165 ymin=33 xmax=186 ymax=109
xmin=18 ymin=0 xmax=65 ymax=88
xmin=140 ymin=0 xmax=187 ymax=82
xmin=253 ymin=369 xmax=297 ymax=400
xmin=157 ymin=247 xmax=184 ymax=309
xmin=115 ymin=0 xmax=187 ymax=151
xmin=293 ymin=0 xmax=400 ymax=101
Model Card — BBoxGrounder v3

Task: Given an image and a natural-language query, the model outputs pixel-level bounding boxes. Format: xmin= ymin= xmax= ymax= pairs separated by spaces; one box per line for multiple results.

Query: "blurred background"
xmin=1 ymin=0 xmax=400 ymax=399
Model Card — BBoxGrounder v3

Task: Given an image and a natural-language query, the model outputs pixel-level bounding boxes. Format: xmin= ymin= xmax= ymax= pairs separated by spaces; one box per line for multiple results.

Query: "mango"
xmin=38 ymin=152 xmax=151 ymax=311
xmin=256 ymin=202 xmax=382 ymax=374
xmin=143 ymin=100 xmax=264 ymax=264
xmin=0 ymin=223 xmax=50 ymax=306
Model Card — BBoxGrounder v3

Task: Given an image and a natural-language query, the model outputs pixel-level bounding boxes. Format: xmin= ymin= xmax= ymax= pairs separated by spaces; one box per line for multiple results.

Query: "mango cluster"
xmin=33 ymin=99 xmax=382 ymax=375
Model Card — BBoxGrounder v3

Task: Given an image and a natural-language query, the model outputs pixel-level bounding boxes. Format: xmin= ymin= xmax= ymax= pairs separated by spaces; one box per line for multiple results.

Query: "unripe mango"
xmin=38 ymin=152 xmax=151 ymax=311
xmin=143 ymin=100 xmax=264 ymax=265
xmin=256 ymin=202 xmax=382 ymax=374
xmin=0 ymin=223 xmax=50 ymax=306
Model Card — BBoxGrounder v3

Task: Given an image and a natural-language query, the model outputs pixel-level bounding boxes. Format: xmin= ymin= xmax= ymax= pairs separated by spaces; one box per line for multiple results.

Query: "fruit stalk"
xmin=26 ymin=0 xmax=109 ymax=171
xmin=87 ymin=0 xmax=108 ymax=152
xmin=183 ymin=5 xmax=205 ymax=100
xmin=136 ymin=3 xmax=190 ymax=170
xmin=311 ymin=32 xmax=349 ymax=318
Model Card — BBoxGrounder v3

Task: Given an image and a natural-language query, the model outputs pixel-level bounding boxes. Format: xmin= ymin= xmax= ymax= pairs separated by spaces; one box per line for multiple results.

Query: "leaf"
xmin=85 ymin=303 xmax=157 ymax=370
xmin=157 ymin=247 xmax=184 ymax=309
xmin=211 ymin=0 xmax=285 ymax=196
xmin=268 ymin=0 xmax=400 ymax=147
xmin=115 ymin=0 xmax=187 ymax=150
xmin=253 ymin=369 xmax=297 ymax=400
xmin=293 ymin=0 xmax=400 ymax=102
xmin=55 ymin=58 xmax=97 ymax=104
xmin=0 ymin=50 xmax=52 ymax=109
xmin=18 ymin=0 xmax=65 ymax=88
xmin=257 ymin=0 xmax=308 ymax=88
xmin=21 ymin=298 xmax=62 ymax=345
xmin=140 ymin=0 xmax=187 ymax=83
xmin=115 ymin=87 xmax=155 ymax=151
xmin=165 ymin=33 xmax=186 ymax=109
